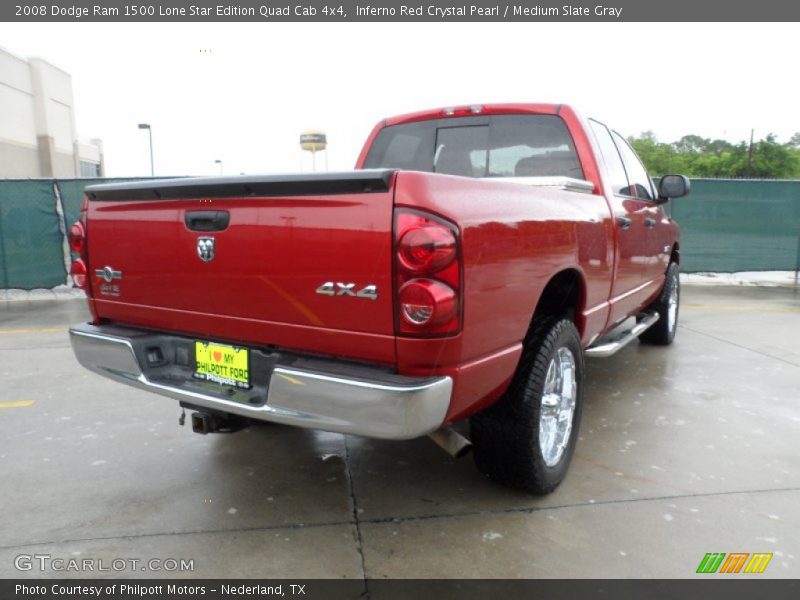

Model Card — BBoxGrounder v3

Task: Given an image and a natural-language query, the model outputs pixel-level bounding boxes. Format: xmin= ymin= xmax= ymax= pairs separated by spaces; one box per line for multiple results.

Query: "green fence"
xmin=669 ymin=179 xmax=800 ymax=273
xmin=0 ymin=180 xmax=66 ymax=289
xmin=0 ymin=178 xmax=148 ymax=290
xmin=0 ymin=177 xmax=798 ymax=290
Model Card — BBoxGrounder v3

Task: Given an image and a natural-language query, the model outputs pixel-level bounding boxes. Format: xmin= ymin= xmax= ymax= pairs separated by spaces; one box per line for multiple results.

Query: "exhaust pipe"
xmin=429 ymin=427 xmax=472 ymax=458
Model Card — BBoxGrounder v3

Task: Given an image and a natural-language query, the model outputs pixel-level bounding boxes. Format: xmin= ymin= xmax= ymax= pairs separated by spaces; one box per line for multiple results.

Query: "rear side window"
xmin=364 ymin=115 xmax=583 ymax=179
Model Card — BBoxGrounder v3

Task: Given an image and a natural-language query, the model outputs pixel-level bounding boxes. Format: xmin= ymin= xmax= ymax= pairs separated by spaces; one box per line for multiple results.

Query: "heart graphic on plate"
xmin=213 ymin=351 xmax=222 ymax=362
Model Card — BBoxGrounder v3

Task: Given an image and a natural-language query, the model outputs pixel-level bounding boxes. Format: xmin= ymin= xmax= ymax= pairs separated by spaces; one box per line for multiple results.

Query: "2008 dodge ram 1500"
xmin=69 ymin=103 xmax=690 ymax=493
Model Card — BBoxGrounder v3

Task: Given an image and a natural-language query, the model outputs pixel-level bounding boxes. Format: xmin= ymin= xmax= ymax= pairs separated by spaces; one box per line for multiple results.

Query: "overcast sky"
xmin=0 ymin=22 xmax=797 ymax=177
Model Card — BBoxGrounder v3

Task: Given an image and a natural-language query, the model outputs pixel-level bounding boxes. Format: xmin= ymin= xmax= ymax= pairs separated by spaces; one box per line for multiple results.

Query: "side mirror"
xmin=658 ymin=174 xmax=691 ymax=201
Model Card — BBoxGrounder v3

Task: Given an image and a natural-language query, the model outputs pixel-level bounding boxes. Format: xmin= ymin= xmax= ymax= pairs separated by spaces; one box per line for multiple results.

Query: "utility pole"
xmin=746 ymin=128 xmax=755 ymax=177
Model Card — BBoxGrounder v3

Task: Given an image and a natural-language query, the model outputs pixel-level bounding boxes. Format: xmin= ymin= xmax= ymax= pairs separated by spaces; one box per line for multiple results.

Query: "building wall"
xmin=0 ymin=47 xmax=103 ymax=178
xmin=0 ymin=141 xmax=39 ymax=176
xmin=0 ymin=50 xmax=37 ymax=145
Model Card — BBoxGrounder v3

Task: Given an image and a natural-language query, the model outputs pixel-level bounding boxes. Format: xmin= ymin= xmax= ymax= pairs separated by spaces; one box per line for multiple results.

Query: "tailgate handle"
xmin=185 ymin=211 xmax=230 ymax=231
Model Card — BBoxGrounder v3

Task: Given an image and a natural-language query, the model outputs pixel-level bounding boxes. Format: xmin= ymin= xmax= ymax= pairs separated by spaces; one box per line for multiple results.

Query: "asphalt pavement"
xmin=0 ymin=285 xmax=798 ymax=579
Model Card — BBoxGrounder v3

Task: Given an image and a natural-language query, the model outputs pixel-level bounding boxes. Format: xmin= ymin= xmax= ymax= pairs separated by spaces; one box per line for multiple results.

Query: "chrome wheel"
xmin=539 ymin=347 xmax=577 ymax=467
xmin=667 ymin=273 xmax=679 ymax=332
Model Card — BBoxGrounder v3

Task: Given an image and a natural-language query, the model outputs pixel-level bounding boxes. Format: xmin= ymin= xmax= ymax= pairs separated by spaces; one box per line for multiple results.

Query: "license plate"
xmin=193 ymin=341 xmax=250 ymax=389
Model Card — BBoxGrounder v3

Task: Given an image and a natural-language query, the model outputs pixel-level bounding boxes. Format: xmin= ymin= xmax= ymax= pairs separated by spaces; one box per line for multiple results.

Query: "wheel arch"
xmin=525 ymin=268 xmax=587 ymax=342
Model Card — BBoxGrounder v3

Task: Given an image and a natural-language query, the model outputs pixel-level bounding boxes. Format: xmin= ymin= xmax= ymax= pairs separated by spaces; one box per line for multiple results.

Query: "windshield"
xmin=363 ymin=114 xmax=584 ymax=179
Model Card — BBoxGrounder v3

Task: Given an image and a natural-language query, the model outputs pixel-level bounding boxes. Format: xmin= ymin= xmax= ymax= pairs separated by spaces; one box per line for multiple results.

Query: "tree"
xmin=786 ymin=133 xmax=800 ymax=149
xmin=748 ymin=134 xmax=800 ymax=178
xmin=628 ymin=132 xmax=800 ymax=179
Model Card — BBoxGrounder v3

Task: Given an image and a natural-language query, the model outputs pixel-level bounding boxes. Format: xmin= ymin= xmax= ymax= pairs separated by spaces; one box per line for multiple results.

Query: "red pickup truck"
xmin=69 ymin=104 xmax=689 ymax=494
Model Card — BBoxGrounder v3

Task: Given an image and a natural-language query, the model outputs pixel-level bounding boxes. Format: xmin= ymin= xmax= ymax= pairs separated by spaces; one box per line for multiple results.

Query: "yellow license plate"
xmin=193 ymin=341 xmax=250 ymax=389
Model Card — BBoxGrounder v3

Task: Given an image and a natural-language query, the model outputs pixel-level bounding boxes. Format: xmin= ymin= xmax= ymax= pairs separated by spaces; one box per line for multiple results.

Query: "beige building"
xmin=0 ymin=47 xmax=104 ymax=178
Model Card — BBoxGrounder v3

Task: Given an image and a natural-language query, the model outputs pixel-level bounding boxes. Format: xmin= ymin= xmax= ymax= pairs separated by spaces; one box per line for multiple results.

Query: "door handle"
xmin=185 ymin=210 xmax=230 ymax=232
xmin=644 ymin=217 xmax=656 ymax=228
xmin=616 ymin=216 xmax=632 ymax=230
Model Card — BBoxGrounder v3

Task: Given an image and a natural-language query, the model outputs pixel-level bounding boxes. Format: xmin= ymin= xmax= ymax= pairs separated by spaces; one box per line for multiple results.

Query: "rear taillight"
xmin=398 ymin=225 xmax=457 ymax=273
xmin=70 ymin=259 xmax=87 ymax=289
xmin=70 ymin=196 xmax=90 ymax=291
xmin=399 ymin=279 xmax=457 ymax=326
xmin=69 ymin=221 xmax=85 ymax=253
xmin=394 ymin=209 xmax=461 ymax=336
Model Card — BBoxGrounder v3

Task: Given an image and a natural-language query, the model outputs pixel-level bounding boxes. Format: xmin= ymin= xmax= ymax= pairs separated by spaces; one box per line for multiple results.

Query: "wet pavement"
xmin=1 ymin=285 xmax=798 ymax=579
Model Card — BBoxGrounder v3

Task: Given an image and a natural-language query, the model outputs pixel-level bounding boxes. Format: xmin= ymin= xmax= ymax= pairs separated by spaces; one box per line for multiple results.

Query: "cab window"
xmin=364 ymin=115 xmax=584 ymax=180
xmin=588 ymin=119 xmax=629 ymax=196
xmin=435 ymin=125 xmax=489 ymax=177
xmin=611 ymin=131 xmax=655 ymax=200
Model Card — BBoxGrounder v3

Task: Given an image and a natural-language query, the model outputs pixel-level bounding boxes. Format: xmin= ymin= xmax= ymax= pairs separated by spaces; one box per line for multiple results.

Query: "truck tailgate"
xmin=84 ymin=171 xmax=397 ymax=363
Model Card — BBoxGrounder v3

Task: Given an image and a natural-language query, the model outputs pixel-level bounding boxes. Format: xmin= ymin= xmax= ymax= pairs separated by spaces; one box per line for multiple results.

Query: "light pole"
xmin=214 ymin=159 xmax=223 ymax=175
xmin=138 ymin=123 xmax=154 ymax=176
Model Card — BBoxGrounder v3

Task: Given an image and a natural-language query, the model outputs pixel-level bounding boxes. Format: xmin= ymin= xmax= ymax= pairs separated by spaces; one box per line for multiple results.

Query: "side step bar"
xmin=585 ymin=312 xmax=660 ymax=358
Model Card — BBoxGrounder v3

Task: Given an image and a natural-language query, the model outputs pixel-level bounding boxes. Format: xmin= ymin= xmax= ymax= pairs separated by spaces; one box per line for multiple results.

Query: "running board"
xmin=585 ymin=312 xmax=660 ymax=358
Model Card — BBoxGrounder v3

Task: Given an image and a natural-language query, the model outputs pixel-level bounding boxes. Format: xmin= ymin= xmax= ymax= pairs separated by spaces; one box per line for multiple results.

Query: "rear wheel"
xmin=639 ymin=262 xmax=680 ymax=345
xmin=470 ymin=318 xmax=584 ymax=494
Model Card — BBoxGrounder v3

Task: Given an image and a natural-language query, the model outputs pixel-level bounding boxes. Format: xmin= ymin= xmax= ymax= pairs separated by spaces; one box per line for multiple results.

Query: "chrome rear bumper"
xmin=69 ymin=323 xmax=451 ymax=440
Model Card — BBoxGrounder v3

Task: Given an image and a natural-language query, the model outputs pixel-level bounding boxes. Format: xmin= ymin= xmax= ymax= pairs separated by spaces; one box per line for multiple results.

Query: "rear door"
xmin=588 ymin=120 xmax=652 ymax=326
xmin=610 ymin=131 xmax=670 ymax=292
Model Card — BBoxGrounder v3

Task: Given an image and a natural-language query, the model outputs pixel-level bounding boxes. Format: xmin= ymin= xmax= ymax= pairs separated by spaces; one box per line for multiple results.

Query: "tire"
xmin=639 ymin=262 xmax=680 ymax=346
xmin=470 ymin=317 xmax=584 ymax=494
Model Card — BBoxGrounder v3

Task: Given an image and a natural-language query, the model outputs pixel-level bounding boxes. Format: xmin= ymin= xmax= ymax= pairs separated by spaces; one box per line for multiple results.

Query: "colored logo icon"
xmin=696 ymin=552 xmax=773 ymax=574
